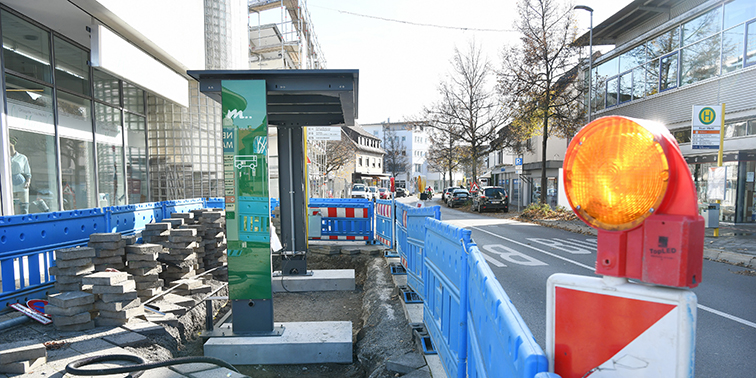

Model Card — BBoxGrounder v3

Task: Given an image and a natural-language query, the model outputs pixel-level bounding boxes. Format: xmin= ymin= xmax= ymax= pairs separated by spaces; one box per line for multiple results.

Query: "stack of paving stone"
xmin=198 ymin=209 xmax=227 ymax=276
xmin=142 ymin=222 xmax=172 ymax=245
xmin=88 ymin=233 xmax=127 ymax=271
xmin=83 ymin=271 xmax=143 ymax=326
xmin=50 ymin=246 xmax=96 ymax=292
xmin=125 ymin=243 xmax=164 ymax=300
xmin=47 ymin=291 xmax=96 ymax=331
xmin=160 ymin=228 xmax=200 ymax=286
xmin=0 ymin=340 xmax=47 ymax=374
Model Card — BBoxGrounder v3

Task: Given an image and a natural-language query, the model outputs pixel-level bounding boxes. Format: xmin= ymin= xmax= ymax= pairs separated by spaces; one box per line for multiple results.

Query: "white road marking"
xmin=483 ymin=244 xmax=547 ymax=266
xmin=471 ymin=226 xmax=756 ymax=330
xmin=482 ymin=252 xmax=507 ymax=267
xmin=472 ymin=227 xmax=595 ymax=270
xmin=526 ymin=238 xmax=594 ymax=254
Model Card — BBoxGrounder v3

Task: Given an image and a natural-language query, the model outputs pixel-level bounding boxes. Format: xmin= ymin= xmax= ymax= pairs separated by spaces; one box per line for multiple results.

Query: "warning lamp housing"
xmin=564 ymin=116 xmax=704 ymax=288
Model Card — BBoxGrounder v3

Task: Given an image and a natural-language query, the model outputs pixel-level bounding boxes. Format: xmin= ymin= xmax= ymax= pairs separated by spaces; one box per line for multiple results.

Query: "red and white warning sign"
xmin=546 ymin=274 xmax=697 ymax=378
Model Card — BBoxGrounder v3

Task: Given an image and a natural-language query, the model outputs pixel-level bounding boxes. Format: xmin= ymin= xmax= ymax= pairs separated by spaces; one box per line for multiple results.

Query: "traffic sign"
xmin=691 ymin=105 xmax=722 ymax=149
xmin=546 ymin=274 xmax=696 ymax=378
xmin=515 ymin=158 xmax=523 ymax=166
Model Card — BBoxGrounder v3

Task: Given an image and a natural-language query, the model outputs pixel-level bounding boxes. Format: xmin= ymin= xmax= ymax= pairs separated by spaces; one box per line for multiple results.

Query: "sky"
xmin=299 ymin=0 xmax=634 ymax=124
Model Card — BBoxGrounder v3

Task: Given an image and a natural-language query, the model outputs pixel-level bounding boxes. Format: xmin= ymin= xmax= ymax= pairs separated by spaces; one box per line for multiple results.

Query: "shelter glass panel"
xmin=53 ymin=36 xmax=89 ymax=96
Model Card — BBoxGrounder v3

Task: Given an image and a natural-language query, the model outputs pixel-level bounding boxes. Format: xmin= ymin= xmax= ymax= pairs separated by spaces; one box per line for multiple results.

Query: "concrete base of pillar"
xmin=271 ymin=269 xmax=355 ymax=292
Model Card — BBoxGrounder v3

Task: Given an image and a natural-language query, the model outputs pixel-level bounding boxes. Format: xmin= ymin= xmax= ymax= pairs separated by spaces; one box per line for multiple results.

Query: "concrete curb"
xmin=704 ymin=249 xmax=756 ymax=268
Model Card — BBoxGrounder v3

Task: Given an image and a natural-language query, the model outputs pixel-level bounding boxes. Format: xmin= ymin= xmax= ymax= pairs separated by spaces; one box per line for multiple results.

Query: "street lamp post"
xmin=574 ymin=5 xmax=593 ymax=123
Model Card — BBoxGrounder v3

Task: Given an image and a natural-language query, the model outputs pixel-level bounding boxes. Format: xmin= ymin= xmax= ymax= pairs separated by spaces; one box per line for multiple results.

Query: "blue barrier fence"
xmin=308 ymin=198 xmax=374 ymax=243
xmin=399 ymin=204 xmax=554 ymax=378
xmin=404 ymin=204 xmax=441 ymax=300
xmin=0 ymin=197 xmax=214 ymax=307
xmin=375 ymin=199 xmax=394 ymax=248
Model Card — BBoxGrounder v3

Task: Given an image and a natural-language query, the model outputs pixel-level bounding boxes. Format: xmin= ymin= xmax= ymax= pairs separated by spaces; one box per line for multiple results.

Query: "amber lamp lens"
xmin=564 ymin=117 xmax=669 ymax=231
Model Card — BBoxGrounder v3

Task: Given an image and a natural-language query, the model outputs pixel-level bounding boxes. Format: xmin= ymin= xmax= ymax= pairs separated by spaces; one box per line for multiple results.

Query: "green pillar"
xmin=222 ymin=80 xmax=275 ymax=334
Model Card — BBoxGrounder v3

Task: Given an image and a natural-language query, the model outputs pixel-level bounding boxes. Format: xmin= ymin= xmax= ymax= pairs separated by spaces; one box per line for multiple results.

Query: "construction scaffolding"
xmin=248 ymin=0 xmax=326 ymax=70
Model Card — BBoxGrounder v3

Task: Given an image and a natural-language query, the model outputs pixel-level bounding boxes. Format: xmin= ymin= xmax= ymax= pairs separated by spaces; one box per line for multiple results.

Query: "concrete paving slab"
xmin=0 ymin=340 xmax=46 ymax=364
xmin=185 ymin=367 xmax=250 ymax=378
xmin=140 ymin=366 xmax=187 ymax=378
xmin=204 ymin=321 xmax=352 ymax=365
xmin=387 ymin=351 xmax=426 ymax=374
xmin=68 ymin=338 xmax=113 ymax=354
xmin=425 ymin=354 xmax=447 ymax=378
xmin=103 ymin=330 xmax=149 ymax=347
xmin=0 ymin=356 xmax=46 ymax=374
xmin=271 ymin=269 xmax=355 ymax=292
xmin=404 ymin=303 xmax=424 ymax=324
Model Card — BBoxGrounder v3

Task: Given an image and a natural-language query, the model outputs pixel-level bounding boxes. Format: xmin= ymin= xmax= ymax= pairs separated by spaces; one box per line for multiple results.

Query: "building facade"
xmin=579 ymin=0 xmax=756 ymax=223
xmin=342 ymin=125 xmax=386 ymax=186
xmin=0 ymin=0 xmax=249 ymax=216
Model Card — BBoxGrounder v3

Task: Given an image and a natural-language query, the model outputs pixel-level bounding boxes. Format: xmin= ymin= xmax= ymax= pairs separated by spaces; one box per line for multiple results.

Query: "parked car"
xmin=350 ymin=183 xmax=369 ymax=200
xmin=442 ymin=187 xmax=459 ymax=203
xmin=378 ymin=187 xmax=391 ymax=199
xmin=472 ymin=186 xmax=509 ymax=213
xmin=368 ymin=186 xmax=378 ymax=201
xmin=447 ymin=188 xmax=470 ymax=208
xmin=395 ymin=187 xmax=407 ymax=198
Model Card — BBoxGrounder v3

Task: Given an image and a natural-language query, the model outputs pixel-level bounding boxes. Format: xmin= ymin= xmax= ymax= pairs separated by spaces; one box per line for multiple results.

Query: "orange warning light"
xmin=563 ymin=116 xmax=704 ymax=288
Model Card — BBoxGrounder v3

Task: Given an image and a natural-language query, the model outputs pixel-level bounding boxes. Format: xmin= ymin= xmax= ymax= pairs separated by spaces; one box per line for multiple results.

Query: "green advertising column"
xmin=222 ymin=80 xmax=276 ymax=334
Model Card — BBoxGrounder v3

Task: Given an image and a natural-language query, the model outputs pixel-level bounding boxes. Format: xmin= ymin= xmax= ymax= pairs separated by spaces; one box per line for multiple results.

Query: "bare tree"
xmin=323 ymin=136 xmax=353 ymax=177
xmin=382 ymin=124 xmax=408 ymax=177
xmin=426 ymin=127 xmax=463 ymax=188
xmin=499 ymin=0 xmax=584 ymax=204
xmin=424 ymin=41 xmax=507 ymax=187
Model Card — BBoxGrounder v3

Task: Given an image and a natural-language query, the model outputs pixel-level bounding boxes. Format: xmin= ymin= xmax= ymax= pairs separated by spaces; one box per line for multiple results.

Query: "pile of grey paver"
xmin=197 ymin=209 xmax=227 ymax=278
xmin=83 ymin=271 xmax=143 ymax=327
xmin=160 ymin=228 xmax=200 ymax=286
xmin=88 ymin=233 xmax=127 ymax=271
xmin=0 ymin=340 xmax=47 ymax=374
xmin=47 ymin=290 xmax=96 ymax=331
xmin=50 ymin=246 xmax=96 ymax=293
xmin=142 ymin=222 xmax=171 ymax=245
xmin=125 ymin=243 xmax=164 ymax=300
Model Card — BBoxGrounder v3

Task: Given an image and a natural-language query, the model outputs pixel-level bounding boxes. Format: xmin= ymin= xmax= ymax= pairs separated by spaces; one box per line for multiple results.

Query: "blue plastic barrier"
xmin=466 ymin=244 xmax=550 ymax=377
xmin=0 ymin=197 xmax=216 ymax=307
xmin=404 ymin=205 xmax=441 ymax=300
xmin=375 ymin=199 xmax=394 ymax=248
xmin=308 ymin=198 xmax=374 ymax=243
xmin=423 ymin=218 xmax=473 ymax=378
xmin=205 ymin=197 xmax=225 ymax=209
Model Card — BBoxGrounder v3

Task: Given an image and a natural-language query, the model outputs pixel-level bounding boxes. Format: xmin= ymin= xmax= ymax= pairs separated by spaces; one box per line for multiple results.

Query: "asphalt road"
xmin=434 ymin=200 xmax=756 ymax=378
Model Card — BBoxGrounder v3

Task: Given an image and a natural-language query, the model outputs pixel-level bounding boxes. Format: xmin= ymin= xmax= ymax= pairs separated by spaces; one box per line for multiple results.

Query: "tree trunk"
xmin=540 ymin=111 xmax=548 ymax=205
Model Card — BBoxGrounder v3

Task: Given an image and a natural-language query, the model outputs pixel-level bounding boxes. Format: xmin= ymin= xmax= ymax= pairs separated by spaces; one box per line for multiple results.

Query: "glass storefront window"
xmin=596 ymin=56 xmax=619 ymax=79
xmin=680 ymin=34 xmax=721 ymax=86
xmin=742 ymin=161 xmax=755 ymax=222
xmin=722 ymin=25 xmax=745 ymax=74
xmin=93 ymin=69 xmax=120 ymax=106
xmin=59 ymin=137 xmax=96 ymax=210
xmin=660 ymin=52 xmax=678 ymax=91
xmin=682 ymin=7 xmax=722 ymax=46
xmin=5 ymin=74 xmax=54 ymax=134
xmin=125 ymin=113 xmax=148 ymax=203
xmin=8 ymin=129 xmax=59 ymax=214
xmin=95 ymin=103 xmax=125 ymax=207
xmin=1 ymin=11 xmax=52 ymax=83
xmin=57 ymin=90 xmax=92 ymax=139
xmin=123 ymin=82 xmax=144 ymax=115
xmin=53 ymin=36 xmax=89 ymax=96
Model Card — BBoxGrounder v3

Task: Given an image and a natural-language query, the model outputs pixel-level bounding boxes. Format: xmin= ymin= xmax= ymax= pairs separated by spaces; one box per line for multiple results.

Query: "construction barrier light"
xmin=563 ymin=116 xmax=704 ymax=288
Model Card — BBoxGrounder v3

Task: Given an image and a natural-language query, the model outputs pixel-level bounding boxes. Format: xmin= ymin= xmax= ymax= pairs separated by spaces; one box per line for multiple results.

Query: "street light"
xmin=574 ymin=5 xmax=593 ymax=123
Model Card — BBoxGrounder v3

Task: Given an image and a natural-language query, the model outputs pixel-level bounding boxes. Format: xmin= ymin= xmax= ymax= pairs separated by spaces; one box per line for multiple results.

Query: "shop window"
xmin=672 ymin=128 xmax=691 ymax=144
xmin=59 ymin=137 xmax=96 ymax=210
xmin=725 ymin=121 xmax=748 ymax=138
xmin=93 ymin=69 xmax=121 ymax=106
xmin=126 ymin=113 xmax=148 ymax=203
xmin=5 ymin=74 xmax=54 ymax=134
xmin=123 ymin=82 xmax=145 ymax=115
xmin=722 ymin=25 xmax=745 ymax=74
xmin=95 ymin=103 xmax=125 ymax=207
xmin=1 ymin=11 xmax=52 ymax=83
xmin=682 ymin=7 xmax=722 ymax=46
xmin=54 ymin=36 xmax=90 ymax=96
xmin=660 ymin=52 xmax=679 ymax=91
xmin=8 ymin=128 xmax=59 ymax=214
xmin=680 ymin=34 xmax=721 ymax=86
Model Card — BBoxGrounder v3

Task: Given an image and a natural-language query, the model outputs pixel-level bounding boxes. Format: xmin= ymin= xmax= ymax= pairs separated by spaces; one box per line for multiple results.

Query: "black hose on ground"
xmin=65 ymin=354 xmax=239 ymax=377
